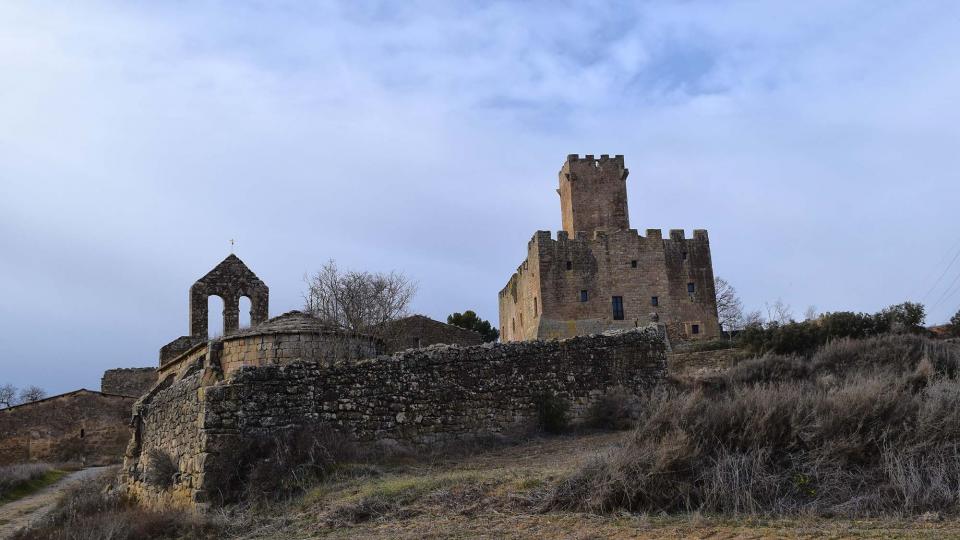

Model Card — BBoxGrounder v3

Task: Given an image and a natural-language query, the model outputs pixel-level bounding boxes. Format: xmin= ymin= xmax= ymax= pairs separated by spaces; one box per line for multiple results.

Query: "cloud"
xmin=1 ymin=1 xmax=959 ymax=393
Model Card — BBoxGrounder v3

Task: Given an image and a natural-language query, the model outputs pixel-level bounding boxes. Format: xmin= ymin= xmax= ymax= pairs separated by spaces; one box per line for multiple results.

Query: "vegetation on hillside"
xmin=551 ymin=334 xmax=960 ymax=517
xmin=736 ymin=302 xmax=927 ymax=355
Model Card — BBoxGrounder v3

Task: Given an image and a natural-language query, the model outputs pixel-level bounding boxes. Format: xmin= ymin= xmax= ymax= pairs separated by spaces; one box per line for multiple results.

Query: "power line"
xmin=931 ymin=268 xmax=960 ymax=313
xmin=921 ymin=236 xmax=960 ymax=302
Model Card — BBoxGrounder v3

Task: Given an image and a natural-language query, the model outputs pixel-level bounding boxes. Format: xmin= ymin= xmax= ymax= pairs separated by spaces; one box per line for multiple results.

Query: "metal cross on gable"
xmin=230 ymin=238 xmax=235 ymax=253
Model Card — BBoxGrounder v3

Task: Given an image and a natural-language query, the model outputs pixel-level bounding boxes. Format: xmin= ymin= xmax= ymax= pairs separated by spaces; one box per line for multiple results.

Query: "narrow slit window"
xmin=80 ymin=429 xmax=85 ymax=439
xmin=651 ymin=296 xmax=659 ymax=307
xmin=612 ymin=296 xmax=624 ymax=320
xmin=580 ymin=290 xmax=588 ymax=302
xmin=631 ymin=260 xmax=638 ymax=268
xmin=682 ymin=252 xmax=688 ymax=261
xmin=533 ymin=297 xmax=538 ymax=316
xmin=566 ymin=261 xmax=572 ymax=271
xmin=687 ymin=282 xmax=696 ymax=294
xmin=692 ymin=324 xmax=700 ymax=335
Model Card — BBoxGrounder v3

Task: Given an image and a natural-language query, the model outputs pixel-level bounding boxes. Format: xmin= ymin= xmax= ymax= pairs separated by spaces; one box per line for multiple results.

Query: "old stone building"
xmin=499 ymin=154 xmax=720 ymax=343
xmin=122 ymin=253 xmax=670 ymax=509
xmin=379 ymin=314 xmax=484 ymax=353
xmin=0 ymin=388 xmax=138 ymax=466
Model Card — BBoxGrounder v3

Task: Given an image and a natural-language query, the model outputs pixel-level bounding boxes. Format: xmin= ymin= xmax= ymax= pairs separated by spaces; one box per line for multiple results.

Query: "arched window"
xmin=239 ymin=296 xmax=252 ymax=329
xmin=208 ymin=295 xmax=225 ymax=338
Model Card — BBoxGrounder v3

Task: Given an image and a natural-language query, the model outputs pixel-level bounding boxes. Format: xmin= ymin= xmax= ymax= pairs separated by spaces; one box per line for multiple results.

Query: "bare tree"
xmin=0 ymin=384 xmax=16 ymax=408
xmin=304 ymin=259 xmax=417 ymax=339
xmin=765 ymin=299 xmax=794 ymax=325
xmin=743 ymin=310 xmax=765 ymax=327
xmin=17 ymin=385 xmax=45 ymax=404
xmin=714 ymin=276 xmax=745 ymax=335
xmin=804 ymin=305 xmax=818 ymax=321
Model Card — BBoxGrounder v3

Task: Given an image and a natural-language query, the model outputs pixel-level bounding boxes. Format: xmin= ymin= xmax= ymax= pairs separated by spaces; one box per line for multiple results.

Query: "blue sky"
xmin=2 ymin=1 xmax=960 ymax=395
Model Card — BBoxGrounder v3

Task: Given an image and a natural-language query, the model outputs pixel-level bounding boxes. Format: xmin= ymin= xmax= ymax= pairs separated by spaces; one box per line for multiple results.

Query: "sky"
xmin=2 ymin=1 xmax=960 ymax=395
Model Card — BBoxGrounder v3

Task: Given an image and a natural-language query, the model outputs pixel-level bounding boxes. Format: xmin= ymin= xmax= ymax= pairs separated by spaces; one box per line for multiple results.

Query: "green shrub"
xmin=535 ymin=392 xmax=570 ymax=434
xmin=736 ymin=302 xmax=928 ymax=356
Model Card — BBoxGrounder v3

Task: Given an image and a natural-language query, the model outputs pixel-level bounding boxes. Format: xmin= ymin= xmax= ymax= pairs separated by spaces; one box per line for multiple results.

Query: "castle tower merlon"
xmin=558 ymin=153 xmax=630 ymax=236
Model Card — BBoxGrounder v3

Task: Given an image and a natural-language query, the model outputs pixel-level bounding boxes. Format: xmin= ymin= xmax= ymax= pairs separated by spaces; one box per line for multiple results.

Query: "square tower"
xmin=558 ymin=154 xmax=630 ymax=236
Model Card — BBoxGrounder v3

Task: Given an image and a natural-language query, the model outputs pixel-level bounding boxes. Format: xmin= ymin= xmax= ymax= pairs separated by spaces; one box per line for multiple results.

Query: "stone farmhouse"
xmin=0 ymin=368 xmax=155 ymax=466
xmin=499 ymin=154 xmax=721 ymax=344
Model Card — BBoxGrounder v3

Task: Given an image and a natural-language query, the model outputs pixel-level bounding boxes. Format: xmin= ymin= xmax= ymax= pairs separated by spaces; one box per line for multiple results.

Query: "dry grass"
xmin=230 ymin=432 xmax=960 ymax=539
xmin=550 ymin=334 xmax=960 ymax=518
xmin=12 ymin=467 xmax=221 ymax=540
xmin=0 ymin=464 xmax=65 ymax=504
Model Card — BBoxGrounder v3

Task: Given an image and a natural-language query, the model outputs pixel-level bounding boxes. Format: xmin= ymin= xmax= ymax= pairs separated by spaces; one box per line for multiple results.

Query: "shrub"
xmin=736 ymin=302 xmax=928 ymax=356
xmin=143 ymin=448 xmax=177 ymax=489
xmin=0 ymin=463 xmax=55 ymax=501
xmin=12 ymin=467 xmax=221 ymax=539
xmin=950 ymin=309 xmax=960 ymax=338
xmin=210 ymin=422 xmax=358 ymax=504
xmin=550 ymin=334 xmax=960 ymax=517
xmin=587 ymin=387 xmax=638 ymax=431
xmin=535 ymin=392 xmax=570 ymax=434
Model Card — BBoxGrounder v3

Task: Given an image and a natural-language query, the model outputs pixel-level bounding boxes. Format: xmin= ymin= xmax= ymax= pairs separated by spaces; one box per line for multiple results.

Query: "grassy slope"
xmin=0 ymin=469 xmax=67 ymax=505
xmin=236 ymin=432 xmax=960 ymax=539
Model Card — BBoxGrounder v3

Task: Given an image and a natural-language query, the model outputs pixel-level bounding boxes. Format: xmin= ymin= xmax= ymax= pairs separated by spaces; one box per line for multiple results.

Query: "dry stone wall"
xmin=101 ymin=367 xmax=157 ymax=397
xmin=124 ymin=327 xmax=666 ymax=508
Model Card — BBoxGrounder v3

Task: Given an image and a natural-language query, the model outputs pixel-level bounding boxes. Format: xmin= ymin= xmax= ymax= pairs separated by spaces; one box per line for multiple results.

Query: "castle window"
xmin=692 ymin=324 xmax=700 ymax=335
xmin=651 ymin=296 xmax=659 ymax=307
xmin=80 ymin=429 xmax=85 ymax=439
xmin=631 ymin=260 xmax=637 ymax=268
xmin=612 ymin=296 xmax=624 ymax=320
xmin=566 ymin=261 xmax=572 ymax=271
xmin=580 ymin=290 xmax=588 ymax=302
xmin=512 ymin=318 xmax=515 ymax=333
xmin=687 ymin=282 xmax=695 ymax=294
xmin=533 ymin=297 xmax=538 ymax=316
xmin=682 ymin=252 xmax=688 ymax=260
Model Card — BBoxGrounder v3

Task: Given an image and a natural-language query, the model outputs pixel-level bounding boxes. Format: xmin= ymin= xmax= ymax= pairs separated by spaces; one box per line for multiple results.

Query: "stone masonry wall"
xmin=124 ymin=328 xmax=666 ymax=508
xmin=123 ymin=371 xmax=207 ymax=508
xmin=0 ymin=391 xmax=135 ymax=466
xmin=102 ymin=367 xmax=157 ymax=397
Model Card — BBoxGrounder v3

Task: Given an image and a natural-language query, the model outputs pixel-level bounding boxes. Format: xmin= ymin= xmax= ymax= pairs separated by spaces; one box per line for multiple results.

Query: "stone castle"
xmin=499 ymin=154 xmax=720 ymax=343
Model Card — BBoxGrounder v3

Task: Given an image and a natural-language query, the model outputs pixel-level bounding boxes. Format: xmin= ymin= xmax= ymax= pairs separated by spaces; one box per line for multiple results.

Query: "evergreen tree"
xmin=447 ymin=310 xmax=499 ymax=342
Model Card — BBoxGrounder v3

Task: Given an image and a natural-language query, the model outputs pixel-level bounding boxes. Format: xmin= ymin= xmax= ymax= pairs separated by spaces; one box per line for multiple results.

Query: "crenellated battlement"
xmin=565 ymin=153 xmax=625 ymax=166
xmin=528 ymin=228 xmax=709 ymax=247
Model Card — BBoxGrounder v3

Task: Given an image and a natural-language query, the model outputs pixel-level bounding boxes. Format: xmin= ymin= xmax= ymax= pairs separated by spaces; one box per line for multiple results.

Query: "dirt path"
xmin=0 ymin=467 xmax=110 ymax=539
